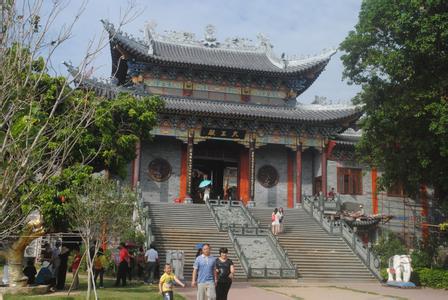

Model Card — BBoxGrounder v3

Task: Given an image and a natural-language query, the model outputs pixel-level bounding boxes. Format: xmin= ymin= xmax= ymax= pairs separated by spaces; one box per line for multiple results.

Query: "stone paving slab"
xmin=260 ymin=283 xmax=448 ymax=300
xmin=214 ymin=206 xmax=251 ymax=226
xmin=178 ymin=282 xmax=292 ymax=300
xmin=178 ymin=281 xmax=448 ymax=300
xmin=237 ymin=236 xmax=282 ymax=268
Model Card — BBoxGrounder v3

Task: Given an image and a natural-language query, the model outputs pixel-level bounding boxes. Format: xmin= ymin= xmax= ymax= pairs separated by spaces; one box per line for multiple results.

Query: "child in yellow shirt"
xmin=159 ymin=263 xmax=185 ymax=300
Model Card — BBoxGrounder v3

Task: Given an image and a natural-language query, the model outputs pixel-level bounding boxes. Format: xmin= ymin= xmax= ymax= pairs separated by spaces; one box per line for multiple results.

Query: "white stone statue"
xmin=166 ymin=250 xmax=185 ymax=280
xmin=387 ymin=255 xmax=413 ymax=282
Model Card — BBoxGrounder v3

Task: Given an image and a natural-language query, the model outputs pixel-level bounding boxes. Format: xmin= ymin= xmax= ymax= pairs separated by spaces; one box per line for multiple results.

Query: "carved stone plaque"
xmin=257 ymin=165 xmax=279 ymax=188
xmin=148 ymin=158 xmax=172 ymax=182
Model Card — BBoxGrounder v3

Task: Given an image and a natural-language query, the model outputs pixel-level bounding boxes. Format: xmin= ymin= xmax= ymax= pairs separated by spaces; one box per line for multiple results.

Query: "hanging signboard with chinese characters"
xmin=200 ymin=127 xmax=246 ymax=139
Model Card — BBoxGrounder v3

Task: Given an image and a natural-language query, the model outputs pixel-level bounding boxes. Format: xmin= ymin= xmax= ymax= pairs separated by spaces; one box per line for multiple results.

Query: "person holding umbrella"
xmin=199 ymin=177 xmax=212 ymax=202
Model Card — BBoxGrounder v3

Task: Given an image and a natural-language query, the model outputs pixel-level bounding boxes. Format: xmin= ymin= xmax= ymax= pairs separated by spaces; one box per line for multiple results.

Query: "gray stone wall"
xmin=301 ymin=149 xmax=314 ymax=196
xmin=139 ymin=137 xmax=182 ymax=203
xmin=327 ymin=159 xmax=424 ymax=241
xmin=254 ymin=145 xmax=288 ymax=208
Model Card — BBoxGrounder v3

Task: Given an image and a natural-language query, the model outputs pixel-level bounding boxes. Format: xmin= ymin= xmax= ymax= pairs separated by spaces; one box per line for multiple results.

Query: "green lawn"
xmin=4 ymin=275 xmax=186 ymax=300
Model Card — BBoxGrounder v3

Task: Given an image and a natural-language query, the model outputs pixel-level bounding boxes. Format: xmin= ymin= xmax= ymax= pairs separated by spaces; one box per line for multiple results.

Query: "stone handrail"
xmin=240 ymin=204 xmax=296 ymax=272
xmin=239 ymin=202 xmax=259 ymax=226
xmin=206 ymin=200 xmax=297 ymax=278
xmin=302 ymin=195 xmax=382 ymax=281
xmin=227 ymin=228 xmax=251 ymax=276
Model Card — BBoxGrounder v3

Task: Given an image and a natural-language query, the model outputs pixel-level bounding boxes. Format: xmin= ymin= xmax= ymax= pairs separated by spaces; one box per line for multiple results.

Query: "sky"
xmin=42 ymin=0 xmax=362 ymax=104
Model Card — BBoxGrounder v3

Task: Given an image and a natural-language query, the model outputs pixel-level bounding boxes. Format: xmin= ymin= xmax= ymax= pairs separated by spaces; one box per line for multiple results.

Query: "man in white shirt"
xmin=144 ymin=244 xmax=159 ymax=284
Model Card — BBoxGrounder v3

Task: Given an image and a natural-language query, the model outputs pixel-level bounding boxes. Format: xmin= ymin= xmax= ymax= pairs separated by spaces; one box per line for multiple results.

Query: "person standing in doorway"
xmin=145 ymin=243 xmax=159 ymax=284
xmin=192 ymin=243 xmax=216 ymax=300
xmin=214 ymin=247 xmax=234 ymax=300
xmin=115 ymin=242 xmax=130 ymax=287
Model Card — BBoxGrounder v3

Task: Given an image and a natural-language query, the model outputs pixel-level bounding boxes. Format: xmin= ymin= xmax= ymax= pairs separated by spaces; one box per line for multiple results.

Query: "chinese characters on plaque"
xmin=200 ymin=127 xmax=246 ymax=139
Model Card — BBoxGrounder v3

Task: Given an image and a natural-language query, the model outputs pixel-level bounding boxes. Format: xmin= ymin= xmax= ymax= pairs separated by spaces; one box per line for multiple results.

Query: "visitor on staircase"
xmin=271 ymin=208 xmax=281 ymax=235
xmin=279 ymin=207 xmax=285 ymax=233
xmin=214 ymin=247 xmax=235 ymax=300
xmin=192 ymin=243 xmax=217 ymax=300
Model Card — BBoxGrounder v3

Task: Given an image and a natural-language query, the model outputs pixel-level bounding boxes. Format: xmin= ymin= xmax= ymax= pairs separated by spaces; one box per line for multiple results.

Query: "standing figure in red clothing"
xmin=115 ymin=242 xmax=130 ymax=287
xmin=71 ymin=247 xmax=81 ymax=290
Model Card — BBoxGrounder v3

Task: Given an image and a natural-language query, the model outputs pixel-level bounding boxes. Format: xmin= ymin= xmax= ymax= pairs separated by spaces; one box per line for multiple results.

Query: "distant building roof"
xmin=102 ymin=20 xmax=335 ymax=76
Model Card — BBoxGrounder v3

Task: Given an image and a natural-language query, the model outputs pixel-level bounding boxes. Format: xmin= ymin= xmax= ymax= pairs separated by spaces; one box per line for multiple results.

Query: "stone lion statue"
xmin=387 ymin=255 xmax=413 ymax=283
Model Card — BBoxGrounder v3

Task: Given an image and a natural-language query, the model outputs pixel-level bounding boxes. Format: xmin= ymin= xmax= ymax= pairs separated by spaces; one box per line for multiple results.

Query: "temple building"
xmin=69 ymin=20 xmax=429 ymax=245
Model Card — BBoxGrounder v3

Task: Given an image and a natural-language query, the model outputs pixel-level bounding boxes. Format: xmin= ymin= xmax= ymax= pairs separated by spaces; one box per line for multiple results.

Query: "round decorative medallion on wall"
xmin=257 ymin=165 xmax=279 ymax=188
xmin=147 ymin=158 xmax=172 ymax=182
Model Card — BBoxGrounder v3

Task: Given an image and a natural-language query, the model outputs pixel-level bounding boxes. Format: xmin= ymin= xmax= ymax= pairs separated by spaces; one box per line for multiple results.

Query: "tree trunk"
xmin=86 ymin=246 xmax=91 ymax=300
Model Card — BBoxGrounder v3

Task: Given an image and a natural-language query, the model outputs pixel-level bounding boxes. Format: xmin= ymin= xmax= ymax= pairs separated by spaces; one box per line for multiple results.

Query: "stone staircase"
xmin=249 ymin=207 xmax=377 ymax=282
xmin=148 ymin=203 xmax=247 ymax=280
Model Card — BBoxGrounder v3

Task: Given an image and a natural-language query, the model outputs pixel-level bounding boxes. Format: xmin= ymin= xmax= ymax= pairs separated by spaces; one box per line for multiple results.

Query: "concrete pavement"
xmin=178 ymin=281 xmax=448 ymax=300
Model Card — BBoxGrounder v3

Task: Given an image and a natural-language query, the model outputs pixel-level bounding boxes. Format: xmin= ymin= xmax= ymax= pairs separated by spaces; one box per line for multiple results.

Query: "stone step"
xmin=248 ymin=207 xmax=376 ymax=281
xmin=148 ymin=203 xmax=248 ymax=279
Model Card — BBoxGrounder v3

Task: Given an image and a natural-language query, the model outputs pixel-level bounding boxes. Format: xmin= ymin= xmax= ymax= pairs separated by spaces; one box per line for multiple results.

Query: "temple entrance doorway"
xmin=191 ymin=140 xmax=241 ymax=203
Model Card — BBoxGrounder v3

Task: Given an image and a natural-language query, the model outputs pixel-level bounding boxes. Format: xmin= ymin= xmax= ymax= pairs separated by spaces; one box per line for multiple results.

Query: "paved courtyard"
xmin=178 ymin=281 xmax=448 ymax=300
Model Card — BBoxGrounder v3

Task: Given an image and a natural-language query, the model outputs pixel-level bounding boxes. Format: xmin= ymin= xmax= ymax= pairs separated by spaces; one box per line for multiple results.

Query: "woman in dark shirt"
xmin=214 ymin=247 xmax=235 ymax=300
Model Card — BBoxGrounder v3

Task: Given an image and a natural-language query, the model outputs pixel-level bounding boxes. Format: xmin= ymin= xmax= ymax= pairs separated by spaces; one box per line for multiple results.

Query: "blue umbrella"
xmin=199 ymin=180 xmax=212 ymax=188
xmin=195 ymin=243 xmax=204 ymax=250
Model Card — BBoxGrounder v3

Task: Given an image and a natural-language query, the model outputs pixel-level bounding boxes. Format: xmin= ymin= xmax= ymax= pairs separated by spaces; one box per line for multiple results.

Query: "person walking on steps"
xmin=192 ymin=243 xmax=216 ymax=300
xmin=214 ymin=247 xmax=235 ymax=300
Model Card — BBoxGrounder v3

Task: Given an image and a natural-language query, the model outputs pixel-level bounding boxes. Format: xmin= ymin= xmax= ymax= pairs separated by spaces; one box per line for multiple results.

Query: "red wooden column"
xmin=296 ymin=145 xmax=302 ymax=205
xmin=179 ymin=143 xmax=188 ymax=201
xmin=238 ymin=147 xmax=250 ymax=204
xmin=371 ymin=168 xmax=379 ymax=214
xmin=321 ymin=146 xmax=327 ymax=197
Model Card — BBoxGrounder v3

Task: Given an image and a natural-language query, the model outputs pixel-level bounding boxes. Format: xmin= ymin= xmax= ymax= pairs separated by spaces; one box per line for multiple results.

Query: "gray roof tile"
xmin=103 ymin=20 xmax=335 ymax=75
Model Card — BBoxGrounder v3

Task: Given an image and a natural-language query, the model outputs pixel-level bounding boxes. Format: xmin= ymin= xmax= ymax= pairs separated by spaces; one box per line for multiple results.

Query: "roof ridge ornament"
xmin=144 ymin=20 xmax=157 ymax=55
xmin=203 ymin=24 xmax=218 ymax=47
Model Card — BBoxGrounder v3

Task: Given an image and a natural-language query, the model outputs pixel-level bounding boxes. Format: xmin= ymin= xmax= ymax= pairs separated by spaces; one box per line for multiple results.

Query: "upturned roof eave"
xmin=109 ymin=32 xmax=330 ymax=77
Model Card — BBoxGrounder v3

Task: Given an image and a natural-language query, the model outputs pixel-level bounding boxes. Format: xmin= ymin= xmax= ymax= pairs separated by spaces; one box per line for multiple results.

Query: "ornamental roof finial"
xmin=257 ymin=33 xmax=272 ymax=51
xmin=144 ymin=20 xmax=157 ymax=54
xmin=203 ymin=24 xmax=217 ymax=47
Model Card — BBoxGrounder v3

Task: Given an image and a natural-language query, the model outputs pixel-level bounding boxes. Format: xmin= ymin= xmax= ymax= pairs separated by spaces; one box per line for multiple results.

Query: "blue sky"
xmin=43 ymin=0 xmax=362 ymax=104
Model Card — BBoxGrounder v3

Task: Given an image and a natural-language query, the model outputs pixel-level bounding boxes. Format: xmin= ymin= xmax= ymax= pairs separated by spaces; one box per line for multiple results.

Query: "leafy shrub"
xmin=416 ymin=268 xmax=448 ymax=289
xmin=411 ymin=249 xmax=432 ymax=268
xmin=373 ymin=232 xmax=407 ymax=268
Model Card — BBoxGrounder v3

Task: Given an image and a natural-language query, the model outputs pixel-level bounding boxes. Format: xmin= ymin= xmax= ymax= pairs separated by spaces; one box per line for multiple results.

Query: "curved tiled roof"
xmin=64 ymin=61 xmax=362 ymax=125
xmin=161 ymin=96 xmax=363 ymax=123
xmin=103 ymin=20 xmax=335 ymax=75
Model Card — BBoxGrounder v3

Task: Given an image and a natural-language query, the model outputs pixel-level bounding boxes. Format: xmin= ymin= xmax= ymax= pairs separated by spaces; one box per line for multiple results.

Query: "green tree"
xmin=340 ymin=0 xmax=448 ymax=201
xmin=73 ymin=93 xmax=162 ymax=177
xmin=66 ymin=176 xmax=136 ymax=300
